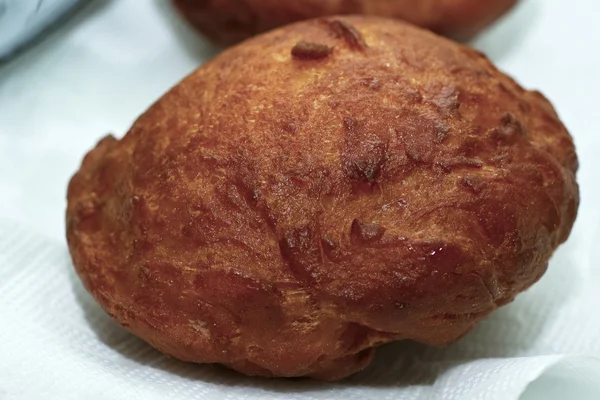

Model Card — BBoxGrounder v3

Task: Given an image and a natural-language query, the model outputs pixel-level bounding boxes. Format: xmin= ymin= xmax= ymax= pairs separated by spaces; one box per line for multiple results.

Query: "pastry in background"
xmin=67 ymin=16 xmax=578 ymax=380
xmin=172 ymin=0 xmax=518 ymax=45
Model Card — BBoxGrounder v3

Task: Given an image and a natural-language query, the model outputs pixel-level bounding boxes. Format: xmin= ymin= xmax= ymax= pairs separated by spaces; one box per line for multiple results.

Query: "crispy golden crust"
xmin=172 ymin=0 xmax=518 ymax=45
xmin=67 ymin=16 xmax=578 ymax=380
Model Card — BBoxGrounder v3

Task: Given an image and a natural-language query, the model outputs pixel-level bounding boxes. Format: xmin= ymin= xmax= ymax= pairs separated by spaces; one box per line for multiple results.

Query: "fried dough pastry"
xmin=67 ymin=16 xmax=579 ymax=380
xmin=173 ymin=0 xmax=518 ymax=45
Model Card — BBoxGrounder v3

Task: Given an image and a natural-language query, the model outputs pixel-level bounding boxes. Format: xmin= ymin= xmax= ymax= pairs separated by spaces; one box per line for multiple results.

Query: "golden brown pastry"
xmin=172 ymin=0 xmax=518 ymax=45
xmin=67 ymin=16 xmax=578 ymax=381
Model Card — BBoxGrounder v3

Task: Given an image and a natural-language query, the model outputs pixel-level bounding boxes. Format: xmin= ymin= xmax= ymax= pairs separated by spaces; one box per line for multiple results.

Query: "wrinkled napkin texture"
xmin=1 ymin=221 xmax=599 ymax=400
xmin=1 ymin=0 xmax=599 ymax=399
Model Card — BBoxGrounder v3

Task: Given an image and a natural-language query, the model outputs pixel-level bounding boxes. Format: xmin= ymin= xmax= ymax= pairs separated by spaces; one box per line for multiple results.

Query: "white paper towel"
xmin=1 ymin=222 xmax=599 ymax=400
xmin=1 ymin=0 xmax=600 ymax=399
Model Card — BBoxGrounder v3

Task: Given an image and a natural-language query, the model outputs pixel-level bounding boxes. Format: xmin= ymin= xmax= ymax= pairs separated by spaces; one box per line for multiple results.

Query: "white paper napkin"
xmin=1 ymin=219 xmax=599 ymax=400
xmin=1 ymin=0 xmax=600 ymax=399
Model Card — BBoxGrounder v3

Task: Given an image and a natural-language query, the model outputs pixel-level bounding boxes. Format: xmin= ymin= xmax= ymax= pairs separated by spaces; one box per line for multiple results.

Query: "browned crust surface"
xmin=172 ymin=0 xmax=518 ymax=45
xmin=67 ymin=16 xmax=578 ymax=380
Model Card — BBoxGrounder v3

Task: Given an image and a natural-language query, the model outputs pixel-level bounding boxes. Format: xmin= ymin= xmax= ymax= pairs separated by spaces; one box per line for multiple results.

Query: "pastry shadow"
xmin=471 ymin=0 xmax=541 ymax=64
xmin=67 ymin=240 xmax=577 ymax=391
